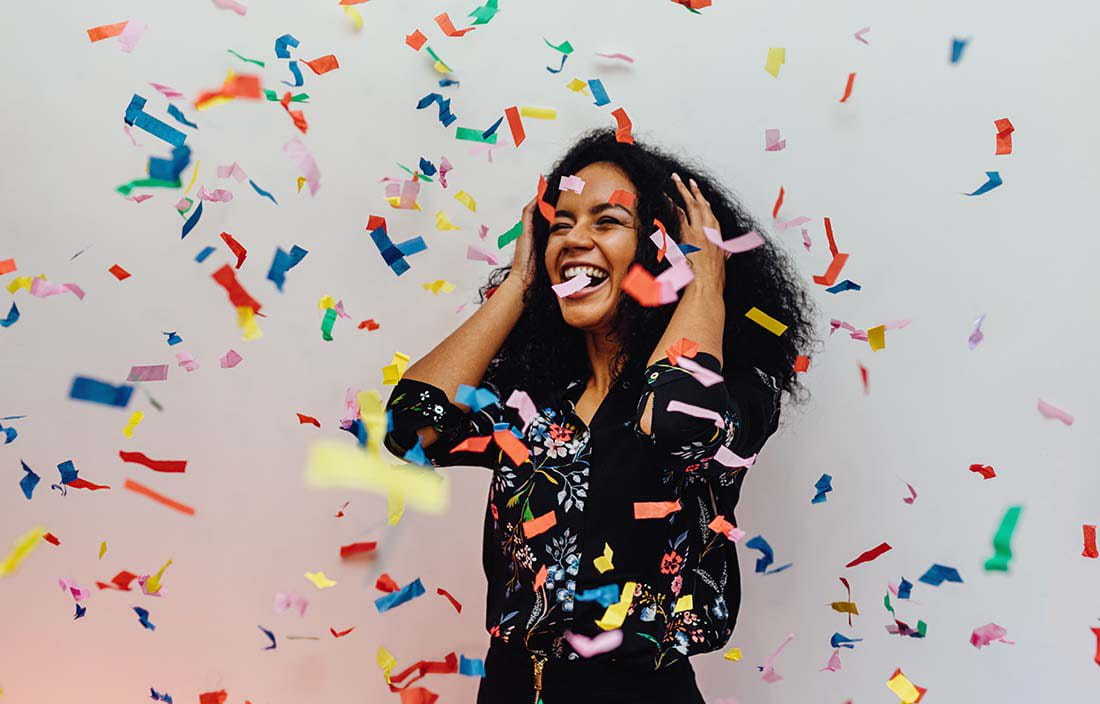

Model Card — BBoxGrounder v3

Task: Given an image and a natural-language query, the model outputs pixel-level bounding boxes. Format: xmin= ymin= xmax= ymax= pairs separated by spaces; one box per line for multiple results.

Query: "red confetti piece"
xmin=405 ymin=29 xmax=427 ymax=51
xmin=339 ymin=541 xmax=377 ymax=559
xmin=608 ymin=189 xmax=636 ymax=209
xmin=400 ymin=687 xmax=439 ymax=704
xmin=434 ymin=12 xmax=475 ymax=37
xmin=902 ymin=482 xmax=917 ymax=504
xmin=303 ymin=54 xmax=339 ymax=75
xmin=968 ymin=464 xmax=997 ymax=479
xmin=219 ymin=232 xmax=247 ymax=269
xmin=793 ymin=355 xmax=810 ymax=372
xmin=772 ymin=186 xmax=784 ymax=219
xmin=87 ymin=21 xmax=128 ymax=42
xmin=839 ymin=72 xmax=856 ymax=103
xmin=43 ymin=532 xmax=61 ymax=546
xmin=859 ymin=363 xmax=869 ymax=394
xmin=1083 ymin=525 xmax=1098 ymax=559
xmin=1091 ymin=627 xmax=1100 ymax=667
xmin=436 ymin=587 xmax=462 ymax=613
xmin=109 ymin=264 xmax=131 ymax=280
xmin=67 ymin=477 xmax=111 ymax=490
xmin=376 ymin=573 xmax=399 ymax=593
xmin=123 ymin=478 xmax=195 ymax=515
xmin=330 ymin=626 xmax=356 ymax=638
xmin=280 ymin=92 xmax=308 ymax=134
xmin=296 ymin=413 xmax=320 ymax=428
xmin=212 ymin=264 xmax=262 ymax=313
xmin=995 ymin=118 xmax=1014 ymax=155
xmin=536 ymin=175 xmax=555 ymax=222
xmin=0 ymin=258 xmax=16 ymax=275
xmin=119 ymin=451 xmax=187 ymax=473
xmin=334 ymin=501 xmax=349 ymax=517
xmin=823 ymin=217 xmax=840 ymax=257
xmin=199 ymin=691 xmax=228 ymax=704
xmin=387 ymin=652 xmax=458 ymax=692
xmin=358 ymin=319 xmax=380 ymax=331
xmin=504 ymin=106 xmax=525 ymax=147
xmin=96 ymin=570 xmax=139 ymax=590
xmin=611 ymin=107 xmax=633 ymax=144
xmin=845 ymin=542 xmax=892 ymax=568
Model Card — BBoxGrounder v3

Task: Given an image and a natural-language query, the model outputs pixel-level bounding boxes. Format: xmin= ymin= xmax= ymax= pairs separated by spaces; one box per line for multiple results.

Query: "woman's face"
xmin=545 ymin=161 xmax=639 ymax=333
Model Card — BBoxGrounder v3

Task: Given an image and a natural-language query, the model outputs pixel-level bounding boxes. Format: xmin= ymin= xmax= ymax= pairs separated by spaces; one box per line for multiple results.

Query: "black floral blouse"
xmin=384 ymin=353 xmax=781 ymax=670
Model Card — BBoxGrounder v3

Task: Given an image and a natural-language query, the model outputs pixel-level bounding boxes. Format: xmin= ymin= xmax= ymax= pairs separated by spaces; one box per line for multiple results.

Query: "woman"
xmin=385 ymin=130 xmax=813 ymax=703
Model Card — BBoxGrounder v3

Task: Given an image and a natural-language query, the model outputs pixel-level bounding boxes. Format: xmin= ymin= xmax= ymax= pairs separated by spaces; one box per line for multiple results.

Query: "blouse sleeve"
xmin=633 ymin=353 xmax=782 ymax=480
xmin=384 ymin=377 xmax=509 ymax=469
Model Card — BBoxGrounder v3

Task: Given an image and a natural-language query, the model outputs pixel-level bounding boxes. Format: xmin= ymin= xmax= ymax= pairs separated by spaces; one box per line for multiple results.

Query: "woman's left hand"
xmin=670 ymin=173 xmax=726 ymax=289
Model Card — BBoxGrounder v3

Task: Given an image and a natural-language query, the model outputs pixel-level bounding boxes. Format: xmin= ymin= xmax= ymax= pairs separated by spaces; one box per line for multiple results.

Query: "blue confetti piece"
xmin=1 ymin=302 xmax=19 ymax=328
xmin=403 ymin=437 xmax=429 ymax=466
xmin=965 ymin=171 xmax=1002 ymax=196
xmin=745 ymin=535 xmax=793 ymax=574
xmin=249 ymin=179 xmax=279 ymax=204
xmin=678 ymin=243 xmax=701 ymax=254
xmin=830 ymin=632 xmax=863 ymax=649
xmin=588 ymin=79 xmax=611 ymax=107
xmin=0 ymin=419 xmax=17 ymax=444
xmin=195 ymin=246 xmax=216 ymax=263
xmin=825 ymin=279 xmax=861 ymax=294
xmin=897 ymin=577 xmax=913 ymax=599
xmin=459 ymin=655 xmax=486 ymax=677
xmin=282 ymin=60 xmax=304 ymax=87
xmin=950 ymin=37 xmax=969 ymax=64
xmin=416 ymin=93 xmax=457 ymax=127
xmin=163 ymin=331 xmax=182 ymax=346
xmin=266 ymin=245 xmax=309 ymax=291
xmin=481 ymin=116 xmax=505 ymax=140
xmin=134 ymin=606 xmax=156 ymax=631
xmin=258 ymin=625 xmax=277 ymax=650
xmin=57 ymin=460 xmax=78 ymax=485
xmin=69 ymin=377 xmax=134 ymax=408
xmin=369 ymin=225 xmax=426 ymax=276
xmin=419 ymin=157 xmax=438 ymax=176
xmin=374 ymin=578 xmax=426 ymax=613
xmin=124 ymin=94 xmax=187 ymax=148
xmin=74 ymin=603 xmax=87 ymax=619
xmin=181 ymin=200 xmax=203 ymax=239
xmin=812 ymin=473 xmax=833 ymax=504
xmin=150 ymin=688 xmax=174 ymax=703
xmin=148 ymin=145 xmax=191 ymax=182
xmin=456 ymin=384 xmax=500 ymax=412
xmin=574 ymin=584 xmax=620 ymax=607
xmin=275 ymin=33 xmax=299 ymax=59
xmin=166 ymin=104 xmax=197 ymax=129
xmin=918 ymin=564 xmax=964 ymax=586
xmin=438 ymin=78 xmax=461 ymax=87
xmin=19 ymin=460 xmax=39 ymax=499
xmin=547 ymin=54 xmax=568 ymax=74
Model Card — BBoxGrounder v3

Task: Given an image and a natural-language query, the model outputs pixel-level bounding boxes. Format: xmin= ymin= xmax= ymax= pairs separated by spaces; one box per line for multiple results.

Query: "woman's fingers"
xmin=688 ymin=177 xmax=719 ymax=230
xmin=521 ymin=197 xmax=537 ymax=232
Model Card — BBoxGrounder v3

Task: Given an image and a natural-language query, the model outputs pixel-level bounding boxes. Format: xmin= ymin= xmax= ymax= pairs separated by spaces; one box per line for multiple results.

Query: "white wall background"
xmin=2 ymin=0 xmax=1097 ymax=702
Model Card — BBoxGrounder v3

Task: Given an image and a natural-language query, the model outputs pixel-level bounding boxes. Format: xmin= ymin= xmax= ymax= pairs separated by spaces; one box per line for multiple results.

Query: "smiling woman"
xmin=384 ymin=129 xmax=814 ymax=704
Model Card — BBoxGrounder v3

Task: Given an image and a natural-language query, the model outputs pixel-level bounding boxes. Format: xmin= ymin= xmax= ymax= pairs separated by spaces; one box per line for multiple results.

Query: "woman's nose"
xmin=561 ymin=222 xmax=596 ymax=249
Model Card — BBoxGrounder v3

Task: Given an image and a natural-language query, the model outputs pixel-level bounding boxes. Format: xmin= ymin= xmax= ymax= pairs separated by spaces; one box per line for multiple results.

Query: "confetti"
xmin=995 ymin=118 xmax=1014 ymax=155
xmin=133 ymin=606 xmax=156 ymax=631
xmin=1037 ymin=399 xmax=1074 ymax=425
xmin=839 ymin=72 xmax=857 ymax=102
xmin=564 ymin=629 xmax=623 ymax=658
xmin=1083 ymin=525 xmax=1098 ymax=558
xmin=984 ymin=505 xmax=1022 ymax=572
xmin=970 ymin=623 xmax=1014 ymax=649
xmin=885 ymin=668 xmax=926 ymax=703
xmin=950 ymin=37 xmax=969 ymax=64
xmin=918 ymin=564 xmax=963 ymax=586
xmin=745 ymin=535 xmax=793 ymax=574
xmin=846 ymin=542 xmax=892 ymax=568
xmin=375 ymin=578 xmax=426 ymax=613
xmin=812 ymin=474 xmax=833 ymax=504
xmin=965 ymin=171 xmax=1002 ymax=196
xmin=123 ymin=478 xmax=195 ymax=515
xmin=969 ymin=463 xmax=996 ymax=479
xmin=764 ymin=47 xmax=785 ymax=77
xmin=69 ymin=377 xmax=134 ymax=407
xmin=436 ymin=587 xmax=462 ymax=613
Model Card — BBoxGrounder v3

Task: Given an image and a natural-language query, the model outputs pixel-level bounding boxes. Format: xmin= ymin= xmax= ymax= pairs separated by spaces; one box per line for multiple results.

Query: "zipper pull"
xmin=531 ymin=654 xmax=546 ymax=704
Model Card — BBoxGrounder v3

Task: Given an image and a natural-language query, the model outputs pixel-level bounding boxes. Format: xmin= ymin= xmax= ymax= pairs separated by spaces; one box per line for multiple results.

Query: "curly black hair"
xmin=479 ymin=128 xmax=815 ymax=407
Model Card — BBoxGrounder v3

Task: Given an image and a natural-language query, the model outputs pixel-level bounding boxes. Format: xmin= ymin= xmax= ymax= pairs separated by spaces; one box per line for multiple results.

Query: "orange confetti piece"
xmin=297 ymin=413 xmax=320 ymax=427
xmin=492 ymin=429 xmax=530 ymax=465
xmin=87 ymin=21 xmax=128 ymax=42
xmin=434 ymin=12 xmax=475 ymax=37
xmin=634 ymin=499 xmax=682 ymax=519
xmin=194 ymin=74 xmax=262 ymax=109
xmin=505 ymin=106 xmax=525 ymax=147
xmin=199 ymin=691 xmax=228 ymax=704
xmin=280 ymin=92 xmax=308 ymax=133
xmin=839 ymin=72 xmax=856 ymax=103
xmin=109 ymin=264 xmax=131 ymax=281
xmin=608 ymin=189 xmax=636 ymax=209
xmin=812 ymin=253 xmax=850 ymax=286
xmin=405 ymin=29 xmax=427 ymax=51
xmin=123 ymin=478 xmax=195 ymax=516
xmin=0 ymin=258 xmax=18 ymax=275
xmin=219 ymin=232 xmax=247 ymax=269
xmin=522 ymin=510 xmax=557 ymax=538
xmin=793 ymin=355 xmax=810 ymax=372
xmin=611 ymin=107 xmax=634 ymax=144
xmin=666 ymin=337 xmax=699 ymax=365
xmin=536 ymin=175 xmax=555 ymax=222
xmin=451 ymin=436 xmax=492 ymax=453
xmin=995 ymin=118 xmax=1014 ymax=155
xmin=304 ymin=54 xmax=340 ymax=75
xmin=621 ymin=263 xmax=665 ymax=307
xmin=772 ymin=186 xmax=785 ymax=219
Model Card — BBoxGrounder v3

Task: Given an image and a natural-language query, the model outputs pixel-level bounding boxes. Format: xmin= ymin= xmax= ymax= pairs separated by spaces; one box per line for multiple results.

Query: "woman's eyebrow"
xmin=590 ymin=203 xmax=633 ymax=218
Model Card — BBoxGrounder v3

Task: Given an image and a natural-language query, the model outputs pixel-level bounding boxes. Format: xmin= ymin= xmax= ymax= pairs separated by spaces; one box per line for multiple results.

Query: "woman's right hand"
xmin=505 ymin=198 xmax=538 ymax=291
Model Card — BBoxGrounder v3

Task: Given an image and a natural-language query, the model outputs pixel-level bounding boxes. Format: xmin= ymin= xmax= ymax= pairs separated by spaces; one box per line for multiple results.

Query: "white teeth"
xmin=563 ymin=265 xmax=608 ymax=281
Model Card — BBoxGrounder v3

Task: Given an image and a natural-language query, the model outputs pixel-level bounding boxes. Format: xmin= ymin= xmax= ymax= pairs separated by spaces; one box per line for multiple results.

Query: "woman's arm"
xmin=399 ymin=199 xmax=537 ymax=448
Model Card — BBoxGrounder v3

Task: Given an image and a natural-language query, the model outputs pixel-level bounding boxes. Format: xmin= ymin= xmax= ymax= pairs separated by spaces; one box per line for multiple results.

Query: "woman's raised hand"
xmin=505 ymin=197 xmax=538 ymax=291
xmin=670 ymin=173 xmax=726 ymax=289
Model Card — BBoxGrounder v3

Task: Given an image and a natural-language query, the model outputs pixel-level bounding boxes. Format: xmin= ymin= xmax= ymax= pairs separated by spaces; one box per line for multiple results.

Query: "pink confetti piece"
xmin=564 ymin=629 xmax=624 ymax=657
xmin=439 ymin=156 xmax=453 ymax=188
xmin=127 ymin=364 xmax=169 ymax=382
xmin=713 ymin=445 xmax=756 ymax=468
xmin=220 ymin=349 xmax=243 ymax=368
xmin=149 ymin=82 xmax=184 ymax=100
xmin=968 ymin=313 xmax=986 ymax=349
xmin=284 ymin=137 xmax=320 ymax=196
xmin=175 ymin=197 xmax=193 ymax=213
xmin=137 ymin=574 xmax=165 ymax=597
xmin=30 ymin=279 xmax=85 ymax=300
xmin=1037 ymin=399 xmax=1074 ymax=425
xmin=466 ymin=245 xmax=499 ymax=265
xmin=559 ymin=175 xmax=586 ymax=194
xmin=334 ymin=300 xmax=352 ymax=320
xmin=505 ymin=390 xmax=537 ymax=432
xmin=704 ymin=227 xmax=765 ymax=254
xmin=649 ymin=229 xmax=687 ymax=265
xmin=58 ymin=577 xmax=90 ymax=601
xmin=764 ymin=128 xmax=786 ymax=151
xmin=801 ymin=228 xmax=812 ymax=250
xmin=197 ymin=186 xmax=234 ymax=202
xmin=551 ymin=273 xmax=592 ymax=298
xmin=595 ymin=52 xmax=635 ymax=63
xmin=274 ymin=592 xmax=308 ymax=616
xmin=760 ymin=633 xmax=794 ymax=683
xmin=126 ymin=195 xmax=153 ymax=203
xmin=477 ymin=225 xmax=489 ymax=240
xmin=217 ymin=162 xmax=248 ymax=182
xmin=116 ymin=19 xmax=148 ymax=53
xmin=398 ymin=179 xmax=420 ymax=209
xmin=667 ymin=400 xmax=725 ymax=428
xmin=677 ymin=356 xmax=724 ymax=387
xmin=212 ymin=0 xmax=248 ymax=15
xmin=820 ymin=649 xmax=842 ymax=672
xmin=902 ymin=482 xmax=917 ymax=504
xmin=970 ymin=623 xmax=1015 ymax=649
xmin=176 ymin=351 xmax=199 ymax=372
xmin=467 ymin=142 xmax=501 ymax=162
xmin=854 ymin=26 xmax=871 ymax=45
xmin=774 ymin=215 xmax=810 ymax=231
xmin=123 ymin=124 xmax=142 ymax=147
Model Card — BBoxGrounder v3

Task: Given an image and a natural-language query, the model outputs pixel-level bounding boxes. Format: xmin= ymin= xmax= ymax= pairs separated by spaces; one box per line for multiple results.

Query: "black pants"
xmin=477 ymin=641 xmax=706 ymax=704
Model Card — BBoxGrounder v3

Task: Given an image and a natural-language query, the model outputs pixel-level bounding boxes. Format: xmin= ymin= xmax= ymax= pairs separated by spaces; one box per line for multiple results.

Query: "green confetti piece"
xmin=496 ymin=221 xmax=522 ymax=249
xmin=916 ymin=620 xmax=927 ymax=637
xmin=116 ymin=178 xmax=181 ymax=197
xmin=227 ymin=49 xmax=265 ymax=68
xmin=263 ymin=90 xmax=310 ymax=102
xmin=543 ymin=37 xmax=574 ymax=54
xmin=397 ymin=163 xmax=434 ymax=183
xmin=321 ymin=308 xmax=337 ymax=342
xmin=425 ymin=46 xmax=453 ymax=73
xmin=456 ymin=127 xmax=497 ymax=144
xmin=983 ymin=505 xmax=1023 ymax=572
xmin=468 ymin=0 xmax=499 ymax=25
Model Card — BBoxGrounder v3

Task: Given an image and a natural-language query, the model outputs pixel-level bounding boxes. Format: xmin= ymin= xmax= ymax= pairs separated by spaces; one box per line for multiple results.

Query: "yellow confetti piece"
xmin=357 ymin=390 xmax=386 ymax=455
xmin=6 ymin=275 xmax=35 ymax=294
xmin=237 ymin=305 xmax=262 ymax=340
xmin=453 ymin=190 xmax=477 ymax=212
xmin=184 ymin=160 xmax=200 ymax=195
xmin=387 ymin=491 xmax=406 ymax=526
xmin=297 ymin=176 xmax=308 ymax=192
xmin=434 ymin=210 xmax=461 ymax=231
xmin=377 ymin=646 xmax=397 ymax=684
xmin=432 ymin=60 xmax=450 ymax=75
xmin=123 ymin=411 xmax=144 ymax=438
xmin=0 ymin=526 xmax=47 ymax=577
xmin=565 ymin=78 xmax=589 ymax=94
xmin=868 ymin=324 xmax=886 ymax=351
xmin=305 ymin=570 xmax=337 ymax=589
xmin=385 ymin=196 xmax=422 ymax=211
xmin=745 ymin=306 xmax=788 ymax=336
xmin=422 ymin=280 xmax=456 ymax=295
xmin=595 ymin=581 xmax=635 ymax=630
xmin=831 ymin=600 xmax=859 ymax=615
xmin=195 ymin=95 xmax=235 ymax=111
xmin=593 ymin=542 xmax=614 ymax=574
xmin=305 ymin=440 xmax=449 ymax=514
xmin=343 ymin=5 xmax=363 ymax=30
xmin=520 ymin=106 xmax=557 ymax=120
xmin=673 ymin=594 xmax=693 ymax=613
xmin=145 ymin=559 xmax=172 ymax=594
xmin=318 ymin=295 xmax=336 ymax=311
xmin=381 ymin=351 xmax=410 ymax=385
xmin=886 ymin=669 xmax=922 ymax=703
xmin=765 ymin=47 xmax=786 ymax=78
xmin=723 ymin=646 xmax=743 ymax=662
xmin=99 ymin=541 xmax=107 ymax=559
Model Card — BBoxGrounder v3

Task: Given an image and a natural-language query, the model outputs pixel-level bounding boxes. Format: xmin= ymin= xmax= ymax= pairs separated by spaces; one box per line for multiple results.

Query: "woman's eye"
xmin=597 ymin=217 xmax=621 ymax=227
xmin=550 ymin=223 xmax=572 ymax=233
